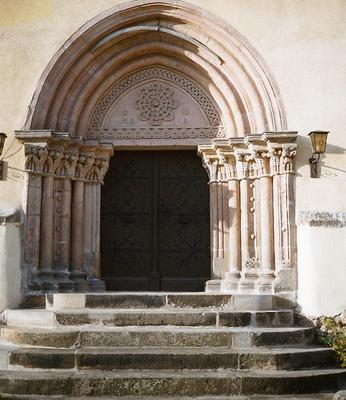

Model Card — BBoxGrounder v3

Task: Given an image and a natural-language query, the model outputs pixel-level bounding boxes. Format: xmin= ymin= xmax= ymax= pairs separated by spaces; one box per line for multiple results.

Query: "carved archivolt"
xmin=88 ymin=68 xmax=221 ymax=129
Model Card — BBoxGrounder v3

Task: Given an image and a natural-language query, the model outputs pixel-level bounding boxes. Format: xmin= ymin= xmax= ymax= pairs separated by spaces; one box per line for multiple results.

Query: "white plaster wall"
xmin=297 ymin=225 xmax=346 ymax=316
xmin=0 ymin=0 xmax=345 ymax=315
xmin=0 ymin=223 xmax=22 ymax=312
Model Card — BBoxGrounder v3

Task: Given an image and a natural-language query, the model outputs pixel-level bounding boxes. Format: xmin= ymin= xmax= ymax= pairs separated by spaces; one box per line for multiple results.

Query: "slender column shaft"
xmin=53 ymin=178 xmax=72 ymax=272
xmin=238 ymin=178 xmax=258 ymax=292
xmin=257 ymin=175 xmax=275 ymax=292
xmin=240 ymin=179 xmax=250 ymax=263
xmin=61 ymin=178 xmax=72 ymax=268
xmin=70 ymin=180 xmax=85 ymax=275
xmin=39 ymin=175 xmax=54 ymax=271
xmin=222 ymin=179 xmax=241 ymax=291
xmin=24 ymin=174 xmax=42 ymax=271
xmin=91 ymin=182 xmax=101 ymax=279
xmin=217 ymin=181 xmax=224 ymax=259
xmin=83 ymin=182 xmax=93 ymax=277
xmin=209 ymin=181 xmax=219 ymax=269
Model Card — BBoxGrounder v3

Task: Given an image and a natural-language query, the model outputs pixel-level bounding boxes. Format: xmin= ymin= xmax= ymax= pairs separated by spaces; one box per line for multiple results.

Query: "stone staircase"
xmin=0 ymin=293 xmax=344 ymax=398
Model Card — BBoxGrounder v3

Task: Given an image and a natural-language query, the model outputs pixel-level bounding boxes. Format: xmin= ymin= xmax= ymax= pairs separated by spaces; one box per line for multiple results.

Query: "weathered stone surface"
xmin=1 ymin=327 xmax=79 ymax=348
xmin=10 ymin=348 xmax=75 ymax=369
xmin=167 ymin=294 xmax=233 ymax=309
xmin=8 ymin=346 xmax=335 ymax=371
xmin=84 ymin=294 xmax=166 ymax=309
xmin=0 ymin=369 xmax=344 ymax=396
xmin=78 ymin=329 xmax=232 ymax=348
xmin=55 ymin=310 xmax=217 ymax=327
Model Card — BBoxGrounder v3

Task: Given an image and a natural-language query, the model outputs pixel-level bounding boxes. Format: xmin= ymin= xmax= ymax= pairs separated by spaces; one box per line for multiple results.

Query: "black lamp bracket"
xmin=309 ymin=152 xmax=320 ymax=178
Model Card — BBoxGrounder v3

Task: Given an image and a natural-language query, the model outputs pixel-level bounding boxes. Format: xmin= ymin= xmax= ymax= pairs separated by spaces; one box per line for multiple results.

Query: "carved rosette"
xmin=136 ymin=83 xmax=179 ymax=126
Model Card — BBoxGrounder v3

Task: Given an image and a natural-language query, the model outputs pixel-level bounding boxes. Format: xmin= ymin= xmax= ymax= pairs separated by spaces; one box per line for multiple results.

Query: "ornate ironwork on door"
xmin=101 ymin=151 xmax=211 ymax=291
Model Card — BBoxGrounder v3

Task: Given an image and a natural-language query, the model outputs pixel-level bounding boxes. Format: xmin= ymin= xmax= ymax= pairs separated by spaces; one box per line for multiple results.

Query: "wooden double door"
xmin=101 ymin=151 xmax=210 ymax=291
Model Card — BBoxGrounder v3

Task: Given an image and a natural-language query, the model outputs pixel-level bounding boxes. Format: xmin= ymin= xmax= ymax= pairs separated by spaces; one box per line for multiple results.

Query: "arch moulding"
xmin=15 ymin=0 xmax=297 ymax=297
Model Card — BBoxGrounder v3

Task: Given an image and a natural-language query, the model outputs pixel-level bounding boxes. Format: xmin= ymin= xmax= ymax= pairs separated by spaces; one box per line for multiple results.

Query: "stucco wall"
xmin=0 ymin=0 xmax=345 ymax=315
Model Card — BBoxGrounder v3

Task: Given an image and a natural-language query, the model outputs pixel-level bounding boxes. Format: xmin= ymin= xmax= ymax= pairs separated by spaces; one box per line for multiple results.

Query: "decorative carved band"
xmin=87 ymin=127 xmax=225 ymax=140
xmin=88 ymin=67 xmax=221 ymax=128
xmin=199 ymin=132 xmax=297 ymax=182
xmin=24 ymin=145 xmax=110 ymax=183
xmin=298 ymin=210 xmax=346 ymax=228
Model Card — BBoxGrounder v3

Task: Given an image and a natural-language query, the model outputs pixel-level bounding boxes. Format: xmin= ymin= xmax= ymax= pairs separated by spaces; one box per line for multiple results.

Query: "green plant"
xmin=316 ymin=316 xmax=346 ymax=367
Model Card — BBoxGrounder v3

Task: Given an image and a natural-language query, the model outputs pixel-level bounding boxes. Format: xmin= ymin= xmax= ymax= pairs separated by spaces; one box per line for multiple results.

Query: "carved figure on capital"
xmin=217 ymin=152 xmax=237 ymax=181
xmin=201 ymin=156 xmax=220 ymax=183
xmin=42 ymin=149 xmax=64 ymax=175
xmin=75 ymin=154 xmax=95 ymax=180
xmin=280 ymin=147 xmax=297 ymax=173
xmin=252 ymin=150 xmax=271 ymax=177
xmin=55 ymin=152 xmax=78 ymax=178
xmin=85 ymin=157 xmax=110 ymax=183
xmin=234 ymin=150 xmax=254 ymax=180
xmin=24 ymin=146 xmax=48 ymax=173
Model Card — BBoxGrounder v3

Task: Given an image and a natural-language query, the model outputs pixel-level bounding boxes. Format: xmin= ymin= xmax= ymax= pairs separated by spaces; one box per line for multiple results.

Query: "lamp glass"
xmin=308 ymin=131 xmax=329 ymax=154
xmin=0 ymin=133 xmax=7 ymax=156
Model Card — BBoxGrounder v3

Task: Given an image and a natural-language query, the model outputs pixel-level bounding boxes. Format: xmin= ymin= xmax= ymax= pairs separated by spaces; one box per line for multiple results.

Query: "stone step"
xmin=6 ymin=346 xmax=335 ymax=371
xmin=0 ymin=326 xmax=314 ymax=348
xmin=4 ymin=309 xmax=294 ymax=328
xmin=0 ymin=395 xmax=336 ymax=400
xmin=46 ymin=293 xmax=278 ymax=311
xmin=0 ymin=368 xmax=344 ymax=396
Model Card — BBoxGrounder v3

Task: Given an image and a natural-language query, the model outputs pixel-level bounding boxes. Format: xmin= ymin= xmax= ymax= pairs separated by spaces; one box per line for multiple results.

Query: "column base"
xmin=256 ymin=269 xmax=275 ymax=293
xmin=88 ymin=278 xmax=106 ymax=292
xmin=220 ymin=271 xmax=241 ymax=292
xmin=205 ymin=279 xmax=221 ymax=292
xmin=238 ymin=271 xmax=258 ymax=293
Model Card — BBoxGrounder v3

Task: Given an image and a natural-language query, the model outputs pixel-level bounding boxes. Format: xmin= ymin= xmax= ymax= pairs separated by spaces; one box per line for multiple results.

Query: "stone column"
xmin=23 ymin=145 xmax=48 ymax=289
xmin=83 ymin=152 xmax=111 ymax=291
xmin=246 ymin=136 xmax=276 ymax=293
xmin=264 ymin=132 xmax=298 ymax=292
xmin=234 ymin=146 xmax=259 ymax=292
xmin=198 ymin=145 xmax=229 ymax=292
xmin=52 ymin=150 xmax=77 ymax=291
xmin=70 ymin=153 xmax=94 ymax=290
xmin=39 ymin=175 xmax=55 ymax=276
xmin=215 ymin=146 xmax=241 ymax=292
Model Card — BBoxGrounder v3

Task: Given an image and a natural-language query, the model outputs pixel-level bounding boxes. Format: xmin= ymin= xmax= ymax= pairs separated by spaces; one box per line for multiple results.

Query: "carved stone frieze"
xmin=297 ymin=210 xmax=346 ymax=227
xmin=23 ymin=144 xmax=111 ymax=183
xmin=87 ymin=127 xmax=225 ymax=140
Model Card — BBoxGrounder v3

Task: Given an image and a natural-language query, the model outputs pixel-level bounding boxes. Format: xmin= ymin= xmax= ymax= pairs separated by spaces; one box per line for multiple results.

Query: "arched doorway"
xmin=101 ymin=151 xmax=210 ymax=291
xmin=16 ymin=0 xmax=297 ymax=297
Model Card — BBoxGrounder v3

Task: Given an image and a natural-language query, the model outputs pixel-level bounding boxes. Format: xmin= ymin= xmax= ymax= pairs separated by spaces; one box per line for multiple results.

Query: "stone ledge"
xmin=0 ymin=207 xmax=21 ymax=224
xmin=297 ymin=210 xmax=346 ymax=228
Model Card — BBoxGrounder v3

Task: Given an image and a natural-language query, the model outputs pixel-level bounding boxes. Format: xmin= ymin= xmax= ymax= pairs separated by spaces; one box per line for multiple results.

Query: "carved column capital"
xmin=24 ymin=145 xmax=49 ymax=174
xmin=262 ymin=131 xmax=298 ymax=175
xmin=85 ymin=156 xmax=110 ymax=183
xmin=75 ymin=153 xmax=95 ymax=180
xmin=198 ymin=145 xmax=220 ymax=183
xmin=233 ymin=148 xmax=254 ymax=179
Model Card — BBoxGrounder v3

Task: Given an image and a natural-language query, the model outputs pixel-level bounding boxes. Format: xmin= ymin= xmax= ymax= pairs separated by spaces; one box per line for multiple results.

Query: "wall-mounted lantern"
xmin=0 ymin=132 xmax=7 ymax=180
xmin=308 ymin=130 xmax=329 ymax=178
